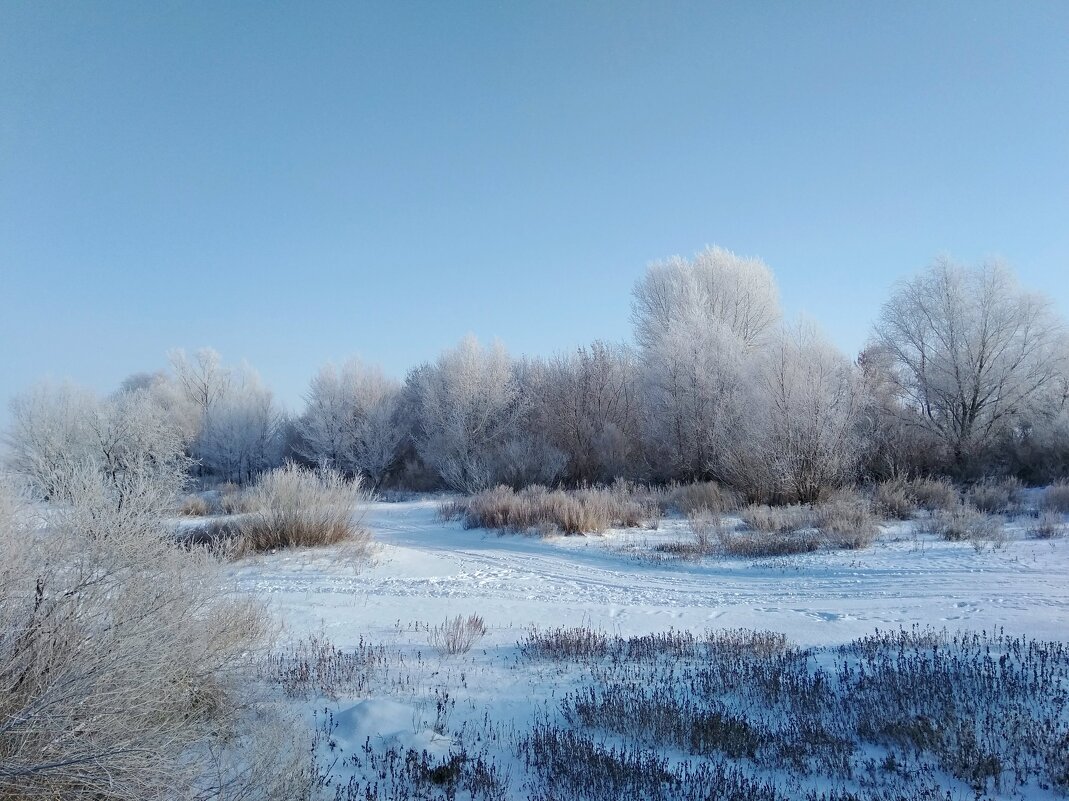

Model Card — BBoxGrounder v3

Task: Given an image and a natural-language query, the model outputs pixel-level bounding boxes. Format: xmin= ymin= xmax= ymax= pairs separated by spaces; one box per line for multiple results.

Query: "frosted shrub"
xmin=688 ymin=512 xmax=722 ymax=554
xmin=717 ymin=526 xmax=821 ymax=557
xmin=656 ymin=512 xmax=724 ymax=559
xmin=740 ymin=504 xmax=813 ymax=534
xmin=929 ymin=505 xmax=1004 ymax=547
xmin=968 ymin=516 xmax=1008 ymax=553
xmin=1031 ymin=511 xmax=1065 ymax=540
xmin=967 ymin=477 xmax=1022 ymax=514
xmin=237 ymin=463 xmax=369 ymax=553
xmin=218 ymin=482 xmax=254 ymax=514
xmin=431 ymin=614 xmax=488 ymax=656
xmin=908 ymin=477 xmax=960 ymax=512
xmin=871 ymin=479 xmax=916 ymax=520
xmin=178 ymin=493 xmax=212 ymax=516
xmin=0 ymin=470 xmax=290 ymax=801
xmin=815 ymin=492 xmax=879 ymax=549
xmin=447 ymin=485 xmax=654 ymax=535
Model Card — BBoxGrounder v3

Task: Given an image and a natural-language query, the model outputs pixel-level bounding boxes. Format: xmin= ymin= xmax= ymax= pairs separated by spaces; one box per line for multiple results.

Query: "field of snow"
xmin=233 ymin=499 xmax=1068 ymax=647
xmin=230 ymin=500 xmax=1069 ymax=800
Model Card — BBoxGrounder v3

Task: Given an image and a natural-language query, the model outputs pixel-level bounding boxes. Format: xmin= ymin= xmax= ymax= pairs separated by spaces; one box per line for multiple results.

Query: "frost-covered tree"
xmin=197 ymin=365 xmax=282 ymax=484
xmin=641 ymin=319 xmax=757 ymax=482
xmin=405 ymin=336 xmax=528 ymax=492
xmin=5 ymin=382 xmax=98 ymax=498
xmin=168 ymin=347 xmax=231 ymax=414
xmin=4 ymin=382 xmax=191 ymax=508
xmin=295 ymin=359 xmax=404 ymax=488
xmin=874 ymin=258 xmax=1064 ymax=468
xmin=1000 ymin=334 xmax=1069 ymax=481
xmin=632 ymin=247 xmax=781 ymax=482
xmin=162 ymin=349 xmax=283 ymax=483
xmin=632 ymin=246 xmax=780 ymax=352
xmin=755 ymin=322 xmax=865 ymax=502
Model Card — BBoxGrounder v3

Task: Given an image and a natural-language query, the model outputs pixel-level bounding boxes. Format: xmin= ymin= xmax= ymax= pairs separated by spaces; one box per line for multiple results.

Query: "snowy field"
xmin=233 ymin=500 xmax=1069 ymax=648
xmin=225 ymin=500 xmax=1069 ymax=801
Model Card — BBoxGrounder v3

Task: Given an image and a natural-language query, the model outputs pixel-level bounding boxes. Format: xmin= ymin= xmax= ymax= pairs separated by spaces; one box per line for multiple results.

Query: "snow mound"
xmin=334 ymin=698 xmax=452 ymax=757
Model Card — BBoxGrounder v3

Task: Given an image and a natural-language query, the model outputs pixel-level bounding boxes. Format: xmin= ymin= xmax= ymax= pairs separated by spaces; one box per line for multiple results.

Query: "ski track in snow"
xmin=229 ymin=500 xmax=1069 ymax=647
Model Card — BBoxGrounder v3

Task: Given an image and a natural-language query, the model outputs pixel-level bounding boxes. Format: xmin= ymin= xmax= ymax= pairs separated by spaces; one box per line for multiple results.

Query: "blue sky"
xmin=2 ymin=1 xmax=1068 ymax=414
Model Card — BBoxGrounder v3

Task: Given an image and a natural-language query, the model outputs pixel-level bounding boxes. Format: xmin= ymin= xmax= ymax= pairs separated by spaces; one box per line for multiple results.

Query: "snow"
xmin=227 ymin=499 xmax=1069 ymax=800
xmin=231 ymin=499 xmax=1069 ymax=649
xmin=333 ymin=698 xmax=454 ymax=757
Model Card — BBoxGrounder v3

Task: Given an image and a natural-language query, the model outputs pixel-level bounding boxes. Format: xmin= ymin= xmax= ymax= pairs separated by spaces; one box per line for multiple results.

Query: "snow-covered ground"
xmin=227 ymin=500 xmax=1069 ymax=800
xmin=231 ymin=499 xmax=1068 ymax=648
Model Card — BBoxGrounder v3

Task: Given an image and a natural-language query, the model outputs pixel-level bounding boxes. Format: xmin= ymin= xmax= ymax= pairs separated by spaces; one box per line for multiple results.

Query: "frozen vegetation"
xmin=242 ymin=499 xmax=1069 ymax=800
xmin=3 ymin=250 xmax=1069 ymax=799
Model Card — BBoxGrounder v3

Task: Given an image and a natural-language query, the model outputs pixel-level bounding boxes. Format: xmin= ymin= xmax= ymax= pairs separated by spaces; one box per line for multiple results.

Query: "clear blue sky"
xmin=3 ymin=1 xmax=1068 ymax=415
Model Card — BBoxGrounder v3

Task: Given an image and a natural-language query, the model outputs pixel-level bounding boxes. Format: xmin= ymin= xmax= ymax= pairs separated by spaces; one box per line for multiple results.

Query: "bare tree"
xmin=5 ymin=384 xmax=191 ymax=508
xmin=197 ymin=364 xmax=283 ymax=484
xmin=521 ymin=342 xmax=643 ymax=483
xmin=641 ymin=318 xmax=757 ymax=482
xmin=874 ymin=258 xmax=1064 ymax=467
xmin=161 ymin=351 xmax=284 ymax=483
xmin=168 ymin=347 xmax=231 ymax=414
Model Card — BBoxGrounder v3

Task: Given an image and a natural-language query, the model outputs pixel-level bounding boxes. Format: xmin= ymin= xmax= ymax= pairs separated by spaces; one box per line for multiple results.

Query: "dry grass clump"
xmin=966 ymin=476 xmax=1022 ymax=514
xmin=445 ymin=484 xmax=655 ymax=535
xmin=431 ymin=614 xmax=488 ymax=656
xmin=656 ymin=512 xmax=723 ymax=559
xmin=178 ymin=493 xmax=212 ymax=516
xmin=0 ymin=469 xmax=293 ymax=801
xmin=236 ymin=464 xmax=368 ymax=553
xmin=1040 ymin=482 xmax=1069 ymax=514
xmin=668 ymin=481 xmax=740 ymax=515
xmin=907 ymin=477 xmax=960 ymax=512
xmin=266 ymin=635 xmax=386 ymax=700
xmin=436 ymin=497 xmax=467 ymax=522
xmin=814 ymin=492 xmax=879 ymax=550
xmin=526 ymin=627 xmax=1069 ymax=799
xmin=928 ymin=504 xmax=1005 ymax=546
xmin=739 ymin=503 xmax=814 ymax=534
xmin=871 ymin=479 xmax=916 ymax=520
xmin=705 ymin=629 xmax=793 ymax=658
xmin=519 ymin=626 xmax=611 ymax=661
xmin=1031 ymin=511 xmax=1066 ymax=540
xmin=218 ymin=483 xmax=255 ymax=515
xmin=728 ymin=504 xmax=820 ymax=556
xmin=717 ymin=527 xmax=821 ymax=558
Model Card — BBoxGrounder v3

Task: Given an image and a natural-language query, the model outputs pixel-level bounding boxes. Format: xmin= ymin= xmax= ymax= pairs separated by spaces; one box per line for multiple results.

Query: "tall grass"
xmin=1040 ymin=482 xmax=1069 ymax=514
xmin=814 ymin=491 xmax=878 ymax=549
xmin=443 ymin=484 xmax=656 ymax=535
xmin=908 ymin=477 xmax=960 ymax=512
xmin=236 ymin=464 xmax=369 ymax=553
xmin=668 ymin=481 xmax=739 ymax=515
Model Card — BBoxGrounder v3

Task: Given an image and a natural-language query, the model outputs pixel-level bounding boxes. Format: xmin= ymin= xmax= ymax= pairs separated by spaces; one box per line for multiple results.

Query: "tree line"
xmin=7 ymin=247 xmax=1068 ymax=502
